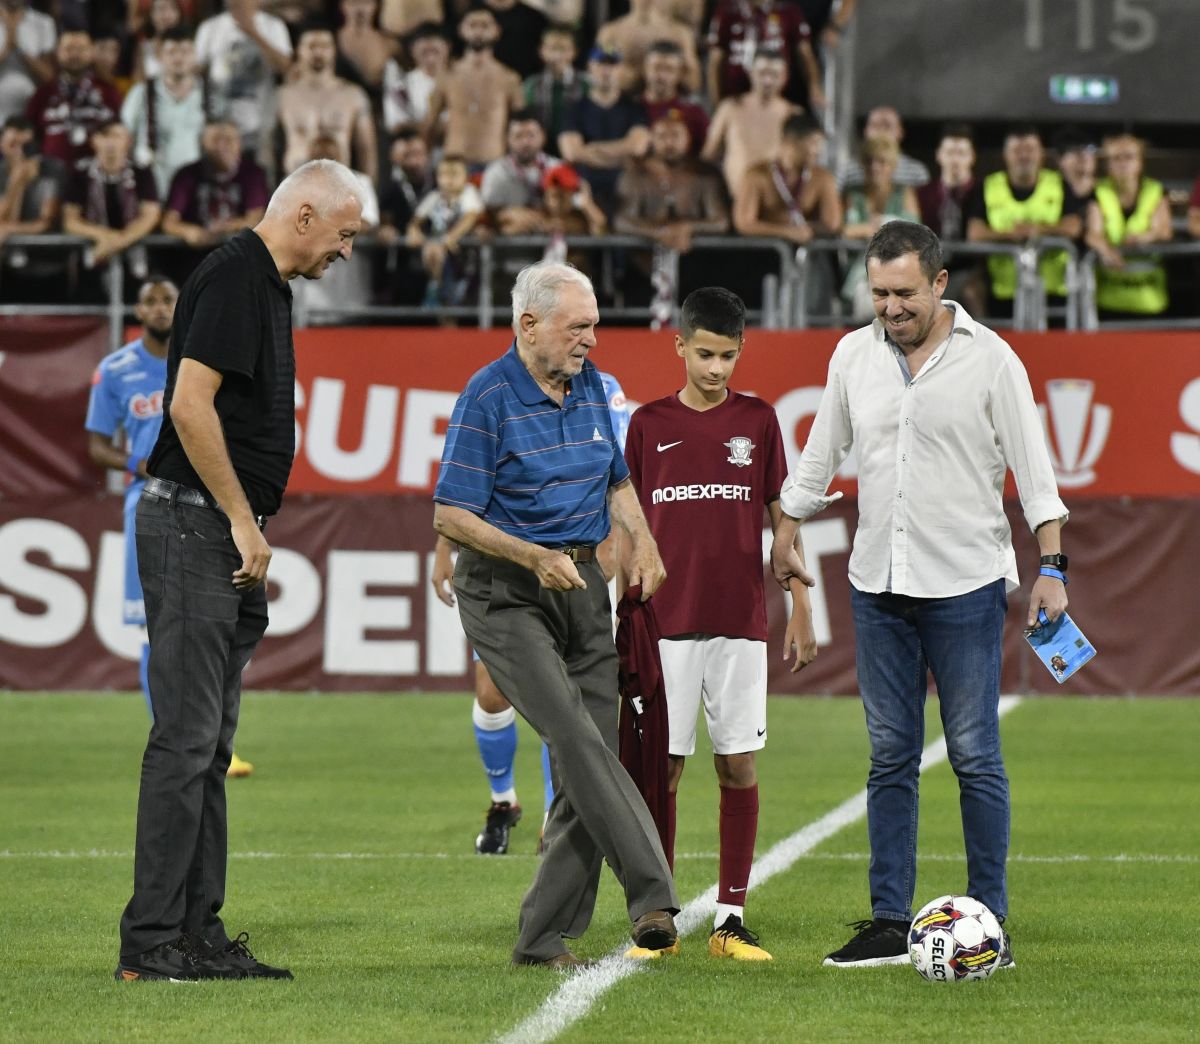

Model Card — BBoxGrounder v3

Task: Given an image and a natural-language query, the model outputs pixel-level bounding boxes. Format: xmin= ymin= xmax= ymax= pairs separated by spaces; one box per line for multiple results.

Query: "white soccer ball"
xmin=908 ymin=894 xmax=1003 ymax=982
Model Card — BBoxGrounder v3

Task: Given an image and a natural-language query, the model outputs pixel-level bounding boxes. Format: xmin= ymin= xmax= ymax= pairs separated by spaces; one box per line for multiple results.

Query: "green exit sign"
xmin=1050 ymin=75 xmax=1120 ymax=104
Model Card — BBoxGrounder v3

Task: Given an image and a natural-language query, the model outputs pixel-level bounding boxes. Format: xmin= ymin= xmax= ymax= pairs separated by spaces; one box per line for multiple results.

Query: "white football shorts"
xmin=657 ymin=635 xmax=768 ymax=757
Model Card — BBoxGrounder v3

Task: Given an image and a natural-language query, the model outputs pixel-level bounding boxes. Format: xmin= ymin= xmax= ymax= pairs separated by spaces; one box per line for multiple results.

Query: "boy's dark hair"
xmin=509 ymin=108 xmax=543 ymax=128
xmin=680 ymin=287 xmax=746 ymax=342
xmin=646 ymin=40 xmax=684 ymax=59
xmin=439 ymin=153 xmax=468 ymax=167
xmin=407 ymin=21 xmax=448 ymax=45
xmin=1005 ymin=122 xmax=1041 ymax=143
xmin=541 ymin=25 xmax=575 ymax=44
xmin=864 ymin=220 xmax=943 ymax=283
xmin=782 ymin=113 xmax=822 ymax=141
xmin=3 ymin=114 xmax=33 ymax=134
xmin=940 ymin=122 xmax=974 ymax=144
xmin=160 ymin=24 xmax=195 ymax=44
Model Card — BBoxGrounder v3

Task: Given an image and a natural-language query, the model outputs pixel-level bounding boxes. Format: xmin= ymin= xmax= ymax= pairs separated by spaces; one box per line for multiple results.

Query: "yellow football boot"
xmin=708 ymin=915 xmax=773 ymax=961
xmin=227 ymin=752 xmax=255 ymax=778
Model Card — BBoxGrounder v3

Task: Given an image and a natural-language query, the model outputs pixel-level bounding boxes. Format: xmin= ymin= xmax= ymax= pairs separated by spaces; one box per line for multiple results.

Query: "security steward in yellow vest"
xmin=967 ymin=127 xmax=1083 ymax=304
xmin=1084 ymin=135 xmax=1171 ymax=315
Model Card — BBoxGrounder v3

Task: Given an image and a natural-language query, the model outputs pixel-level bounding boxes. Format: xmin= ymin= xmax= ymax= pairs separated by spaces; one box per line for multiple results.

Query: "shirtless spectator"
xmin=383 ymin=22 xmax=448 ymax=135
xmin=26 ymin=30 xmax=122 ymax=171
xmin=521 ymin=25 xmax=583 ymax=155
xmin=380 ymin=0 xmax=442 ymax=40
xmin=337 ymin=0 xmax=398 ymax=97
xmin=277 ymin=24 xmax=377 ymax=183
xmin=0 ymin=0 xmax=56 ymax=122
xmin=596 ymin=0 xmax=700 ymax=94
xmin=733 ymin=112 xmax=839 ymax=244
xmin=839 ymin=105 xmax=930 ymax=190
xmin=702 ymin=47 xmax=800 ymax=199
xmin=558 ymin=44 xmax=649 ymax=217
xmin=706 ymin=0 xmax=824 ymax=113
xmin=661 ymin=0 xmax=705 ymax=30
xmin=121 ymin=26 xmax=206 ymax=199
xmin=615 ymin=108 xmax=729 ymax=255
xmin=639 ymin=41 xmax=706 ymax=156
xmin=161 ymin=118 xmax=268 ymax=249
xmin=480 ymin=109 xmax=560 ymax=234
xmin=423 ymin=6 xmax=524 ymax=169
xmin=194 ymin=0 xmax=292 ymax=166
xmin=62 ymin=120 xmax=160 ymax=277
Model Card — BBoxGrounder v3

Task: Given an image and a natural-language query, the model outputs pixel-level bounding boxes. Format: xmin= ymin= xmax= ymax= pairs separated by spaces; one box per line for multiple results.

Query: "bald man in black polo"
xmin=115 ymin=160 xmax=364 ymax=983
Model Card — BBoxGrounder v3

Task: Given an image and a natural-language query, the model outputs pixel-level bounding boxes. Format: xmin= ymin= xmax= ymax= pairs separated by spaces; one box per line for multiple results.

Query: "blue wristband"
xmin=127 ymin=454 xmax=141 ymax=476
xmin=1039 ymin=566 xmax=1067 ymax=584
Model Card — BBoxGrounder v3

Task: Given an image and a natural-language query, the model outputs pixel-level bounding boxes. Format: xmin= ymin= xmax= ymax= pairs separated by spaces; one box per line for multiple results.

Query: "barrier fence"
xmin=4 ymin=232 xmax=1198 ymax=351
xmin=1 ymin=323 xmax=1197 ymax=696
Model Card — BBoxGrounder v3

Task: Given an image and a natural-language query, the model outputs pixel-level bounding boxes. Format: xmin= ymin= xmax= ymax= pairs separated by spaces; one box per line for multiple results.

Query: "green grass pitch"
xmin=1 ymin=692 xmax=1196 ymax=1043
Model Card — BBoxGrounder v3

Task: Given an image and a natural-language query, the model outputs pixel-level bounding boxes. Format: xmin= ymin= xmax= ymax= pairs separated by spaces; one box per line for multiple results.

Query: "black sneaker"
xmin=997 ymin=927 xmax=1015 ymax=970
xmin=114 ymin=936 xmax=201 ymax=982
xmin=475 ymin=801 xmax=522 ymax=855
xmin=211 ymin=932 xmax=294 ymax=980
xmin=822 ymin=918 xmax=910 ymax=967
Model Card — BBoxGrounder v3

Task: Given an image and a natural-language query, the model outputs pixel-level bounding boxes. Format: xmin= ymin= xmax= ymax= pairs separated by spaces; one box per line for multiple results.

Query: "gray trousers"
xmin=118 ymin=491 xmax=268 ymax=957
xmin=454 ymin=548 xmax=679 ymax=962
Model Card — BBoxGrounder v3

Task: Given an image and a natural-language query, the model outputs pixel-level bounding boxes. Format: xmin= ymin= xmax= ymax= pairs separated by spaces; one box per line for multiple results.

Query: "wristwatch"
xmin=1040 ymin=553 xmax=1068 ymax=571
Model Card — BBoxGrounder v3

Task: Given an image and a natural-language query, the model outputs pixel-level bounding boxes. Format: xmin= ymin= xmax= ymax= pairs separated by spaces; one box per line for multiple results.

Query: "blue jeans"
xmin=850 ymin=580 xmax=1009 ymax=923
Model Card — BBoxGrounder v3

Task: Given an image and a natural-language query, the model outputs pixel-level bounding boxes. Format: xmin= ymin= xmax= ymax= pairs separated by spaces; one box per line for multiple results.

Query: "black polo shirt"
xmin=148 ymin=229 xmax=296 ymax=517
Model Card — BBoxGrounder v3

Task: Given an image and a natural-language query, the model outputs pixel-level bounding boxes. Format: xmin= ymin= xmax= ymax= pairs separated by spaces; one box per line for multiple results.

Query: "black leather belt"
xmin=544 ymin=544 xmax=596 ymax=563
xmin=143 ymin=476 xmax=266 ymax=530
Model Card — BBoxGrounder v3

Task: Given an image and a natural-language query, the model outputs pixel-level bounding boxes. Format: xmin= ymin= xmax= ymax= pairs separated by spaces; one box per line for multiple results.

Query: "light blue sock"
xmin=139 ymin=642 xmax=154 ymax=722
xmin=541 ymin=743 xmax=555 ymax=814
xmin=472 ymin=700 xmax=517 ymax=802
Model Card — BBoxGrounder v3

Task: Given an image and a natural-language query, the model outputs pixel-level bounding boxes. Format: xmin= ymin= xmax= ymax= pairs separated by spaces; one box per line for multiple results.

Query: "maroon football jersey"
xmin=626 ymin=390 xmax=787 ymax=641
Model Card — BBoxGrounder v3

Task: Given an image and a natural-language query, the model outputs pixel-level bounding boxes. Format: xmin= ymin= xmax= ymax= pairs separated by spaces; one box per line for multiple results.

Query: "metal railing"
xmin=786 ymin=236 xmax=1081 ymax=332
xmin=8 ymin=229 xmax=1193 ymax=344
xmin=1078 ymin=240 xmax=1200 ymax=330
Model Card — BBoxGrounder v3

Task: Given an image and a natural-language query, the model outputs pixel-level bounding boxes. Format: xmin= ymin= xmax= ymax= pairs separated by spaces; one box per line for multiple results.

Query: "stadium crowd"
xmin=0 ymin=0 xmax=1194 ymax=320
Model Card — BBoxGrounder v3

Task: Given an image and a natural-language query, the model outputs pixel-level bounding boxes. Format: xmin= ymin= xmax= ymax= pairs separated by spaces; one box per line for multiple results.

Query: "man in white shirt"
xmin=0 ymin=0 xmax=55 ymax=121
xmin=771 ymin=220 xmax=1070 ymax=970
xmin=194 ymin=0 xmax=292 ymax=170
xmin=121 ymin=26 xmax=206 ymax=198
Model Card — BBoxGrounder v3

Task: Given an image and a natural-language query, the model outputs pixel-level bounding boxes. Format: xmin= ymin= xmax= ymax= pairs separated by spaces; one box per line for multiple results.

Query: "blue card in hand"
xmin=1023 ymin=610 xmax=1097 ymax=684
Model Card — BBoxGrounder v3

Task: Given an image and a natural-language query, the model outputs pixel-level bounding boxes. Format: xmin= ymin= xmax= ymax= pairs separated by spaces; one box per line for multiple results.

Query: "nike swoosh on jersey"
xmin=657 ymin=441 xmax=683 ymax=452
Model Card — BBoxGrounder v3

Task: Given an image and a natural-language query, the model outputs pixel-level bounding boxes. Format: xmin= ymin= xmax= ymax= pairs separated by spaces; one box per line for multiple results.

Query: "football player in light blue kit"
xmin=432 ymin=370 xmax=632 ymax=853
xmin=84 ymin=276 xmax=255 ymax=776
xmin=86 ymin=278 xmax=176 ymax=717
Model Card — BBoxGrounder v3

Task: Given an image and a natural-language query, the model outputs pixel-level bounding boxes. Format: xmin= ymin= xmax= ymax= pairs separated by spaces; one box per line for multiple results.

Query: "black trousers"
xmin=118 ymin=491 xmax=268 ymax=957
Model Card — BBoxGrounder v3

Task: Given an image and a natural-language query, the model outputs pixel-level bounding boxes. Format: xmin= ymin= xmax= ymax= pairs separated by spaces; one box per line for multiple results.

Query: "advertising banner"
xmin=2 ymin=326 xmax=1197 ymax=695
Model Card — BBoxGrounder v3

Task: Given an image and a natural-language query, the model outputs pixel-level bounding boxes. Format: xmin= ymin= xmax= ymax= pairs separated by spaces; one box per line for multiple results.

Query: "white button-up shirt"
xmin=780 ymin=303 xmax=1068 ymax=597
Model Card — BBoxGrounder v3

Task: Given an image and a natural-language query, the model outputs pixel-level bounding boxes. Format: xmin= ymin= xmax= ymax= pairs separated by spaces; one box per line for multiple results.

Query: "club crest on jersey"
xmin=724 ymin=436 xmax=754 ymax=467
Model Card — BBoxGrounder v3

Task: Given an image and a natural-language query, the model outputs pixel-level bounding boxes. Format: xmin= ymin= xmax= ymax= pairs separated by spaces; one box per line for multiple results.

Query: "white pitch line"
xmin=2 ymin=848 xmax=1194 ymax=866
xmin=496 ymin=697 xmax=1022 ymax=1044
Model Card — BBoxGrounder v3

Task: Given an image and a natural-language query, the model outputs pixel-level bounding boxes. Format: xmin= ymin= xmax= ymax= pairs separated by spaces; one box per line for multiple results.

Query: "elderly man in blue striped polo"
xmin=434 ymin=260 xmax=680 ymax=969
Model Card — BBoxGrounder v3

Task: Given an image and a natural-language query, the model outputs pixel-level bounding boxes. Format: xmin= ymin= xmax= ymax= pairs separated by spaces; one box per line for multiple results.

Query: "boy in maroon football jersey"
xmin=623 ymin=287 xmax=818 ymax=961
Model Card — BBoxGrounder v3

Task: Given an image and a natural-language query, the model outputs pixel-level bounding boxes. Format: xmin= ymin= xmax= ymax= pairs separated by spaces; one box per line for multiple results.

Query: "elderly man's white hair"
xmin=264 ymin=159 xmax=366 ymax=220
xmin=511 ymin=261 xmax=594 ymax=333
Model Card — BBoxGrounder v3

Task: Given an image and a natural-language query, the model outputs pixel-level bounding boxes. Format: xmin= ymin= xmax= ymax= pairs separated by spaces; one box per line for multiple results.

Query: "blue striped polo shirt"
xmin=434 ymin=342 xmax=629 ymax=546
